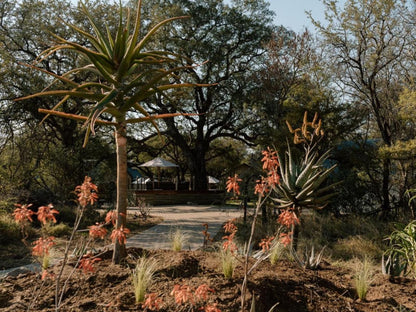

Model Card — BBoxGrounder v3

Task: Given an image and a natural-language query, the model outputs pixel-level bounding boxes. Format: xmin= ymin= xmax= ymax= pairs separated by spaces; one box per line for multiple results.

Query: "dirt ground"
xmin=1 ymin=248 xmax=415 ymax=312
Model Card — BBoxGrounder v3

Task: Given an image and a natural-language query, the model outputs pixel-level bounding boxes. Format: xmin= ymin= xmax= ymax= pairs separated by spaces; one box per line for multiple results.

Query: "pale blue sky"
xmin=268 ymin=0 xmax=329 ymax=32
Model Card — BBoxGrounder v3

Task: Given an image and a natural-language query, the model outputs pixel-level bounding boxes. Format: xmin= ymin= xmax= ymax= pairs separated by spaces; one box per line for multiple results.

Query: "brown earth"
xmin=1 ymin=248 xmax=415 ymax=312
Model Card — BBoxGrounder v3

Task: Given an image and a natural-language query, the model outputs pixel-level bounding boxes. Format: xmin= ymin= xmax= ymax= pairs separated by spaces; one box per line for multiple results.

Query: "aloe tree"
xmin=18 ymin=0 xmax=207 ymax=263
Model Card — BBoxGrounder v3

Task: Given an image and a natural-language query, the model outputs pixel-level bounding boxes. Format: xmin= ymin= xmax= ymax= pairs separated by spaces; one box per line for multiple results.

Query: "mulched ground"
xmin=1 ymin=248 xmax=415 ymax=311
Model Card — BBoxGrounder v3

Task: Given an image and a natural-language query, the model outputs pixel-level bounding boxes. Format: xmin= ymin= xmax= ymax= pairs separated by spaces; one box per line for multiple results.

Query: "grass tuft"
xmin=354 ymin=257 xmax=373 ymax=300
xmin=171 ymin=228 xmax=187 ymax=252
xmin=132 ymin=256 xmax=158 ymax=304
xmin=220 ymin=249 xmax=236 ymax=279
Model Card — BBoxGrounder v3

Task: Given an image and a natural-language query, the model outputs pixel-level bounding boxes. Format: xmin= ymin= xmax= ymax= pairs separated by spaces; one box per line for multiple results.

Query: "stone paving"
xmin=126 ymin=205 xmax=241 ymax=250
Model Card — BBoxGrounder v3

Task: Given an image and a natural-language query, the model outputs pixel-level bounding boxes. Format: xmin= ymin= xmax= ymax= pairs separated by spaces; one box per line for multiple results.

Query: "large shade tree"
xmin=134 ymin=0 xmax=275 ymax=191
xmin=18 ymin=0 xmax=208 ymax=263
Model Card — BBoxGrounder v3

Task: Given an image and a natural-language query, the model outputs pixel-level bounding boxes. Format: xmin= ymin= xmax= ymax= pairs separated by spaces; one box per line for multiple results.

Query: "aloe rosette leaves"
xmin=271 ymin=144 xmax=340 ymax=212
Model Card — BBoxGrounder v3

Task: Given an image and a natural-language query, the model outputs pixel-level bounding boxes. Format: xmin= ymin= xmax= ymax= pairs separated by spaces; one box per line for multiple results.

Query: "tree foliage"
xmin=136 ymin=0 xmax=275 ymax=190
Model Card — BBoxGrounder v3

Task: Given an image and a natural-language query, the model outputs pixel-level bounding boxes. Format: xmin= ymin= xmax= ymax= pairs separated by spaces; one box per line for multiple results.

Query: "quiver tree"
xmin=17 ymin=0 xmax=209 ymax=263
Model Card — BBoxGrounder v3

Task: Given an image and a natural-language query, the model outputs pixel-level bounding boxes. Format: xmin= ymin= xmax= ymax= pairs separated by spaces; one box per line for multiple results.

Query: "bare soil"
xmin=1 ymin=248 xmax=415 ymax=312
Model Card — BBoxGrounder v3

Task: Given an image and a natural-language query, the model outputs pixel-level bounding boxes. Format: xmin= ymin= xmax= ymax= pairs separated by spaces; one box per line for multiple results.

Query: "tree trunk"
xmin=188 ymin=146 xmax=208 ymax=191
xmin=112 ymin=122 xmax=128 ymax=264
xmin=380 ymin=157 xmax=391 ymax=220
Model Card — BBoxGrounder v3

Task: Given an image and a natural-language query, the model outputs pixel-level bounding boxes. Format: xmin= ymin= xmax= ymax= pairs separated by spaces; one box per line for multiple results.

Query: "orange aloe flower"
xmin=259 ymin=236 xmax=275 ymax=252
xmin=267 ymin=169 xmax=280 ymax=187
xmin=195 ymin=284 xmax=214 ymax=301
xmin=142 ymin=293 xmax=162 ymax=310
xmin=41 ymin=269 xmax=55 ymax=281
xmin=261 ymin=147 xmax=279 ymax=171
xmin=37 ymin=204 xmax=59 ymax=224
xmin=13 ymin=203 xmax=35 ymax=223
xmin=226 ymin=174 xmax=242 ymax=196
xmin=277 ymin=209 xmax=300 ymax=228
xmin=170 ymin=284 xmax=194 ymax=305
xmin=279 ymin=232 xmax=293 ymax=247
xmin=204 ymin=303 xmax=221 ymax=312
xmin=78 ymin=254 xmax=102 ymax=274
xmin=222 ymin=232 xmax=238 ymax=253
xmin=88 ymin=224 xmax=108 ymax=239
xmin=110 ymin=226 xmax=130 ymax=245
xmin=74 ymin=176 xmax=98 ymax=207
xmin=223 ymin=220 xmax=237 ymax=234
xmin=32 ymin=236 xmax=55 ymax=257
xmin=254 ymin=177 xmax=269 ymax=196
xmin=105 ymin=210 xmax=117 ymax=226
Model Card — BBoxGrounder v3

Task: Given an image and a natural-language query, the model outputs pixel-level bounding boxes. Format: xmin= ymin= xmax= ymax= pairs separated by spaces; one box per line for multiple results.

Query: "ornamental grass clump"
xmin=354 ymin=257 xmax=373 ymax=300
xmin=220 ymin=249 xmax=236 ymax=280
xmin=132 ymin=256 xmax=159 ymax=304
xmin=171 ymin=228 xmax=187 ymax=251
xmin=269 ymin=239 xmax=286 ymax=265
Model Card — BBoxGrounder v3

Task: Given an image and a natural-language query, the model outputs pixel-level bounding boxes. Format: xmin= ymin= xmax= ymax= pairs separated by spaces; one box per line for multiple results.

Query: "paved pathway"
xmin=126 ymin=205 xmax=241 ymax=250
xmin=0 ymin=205 xmax=241 ymax=278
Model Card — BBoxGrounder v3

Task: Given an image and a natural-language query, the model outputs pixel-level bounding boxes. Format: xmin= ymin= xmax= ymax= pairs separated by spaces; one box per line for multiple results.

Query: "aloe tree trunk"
xmin=113 ymin=121 xmax=128 ymax=264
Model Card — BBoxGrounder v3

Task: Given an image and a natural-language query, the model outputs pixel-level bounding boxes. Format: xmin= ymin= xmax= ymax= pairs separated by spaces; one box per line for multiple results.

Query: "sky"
xmin=267 ymin=1 xmax=332 ymax=33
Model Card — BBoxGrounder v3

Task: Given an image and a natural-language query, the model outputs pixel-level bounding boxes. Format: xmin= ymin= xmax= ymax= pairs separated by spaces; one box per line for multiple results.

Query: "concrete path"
xmin=0 ymin=205 xmax=241 ymax=278
xmin=126 ymin=205 xmax=241 ymax=250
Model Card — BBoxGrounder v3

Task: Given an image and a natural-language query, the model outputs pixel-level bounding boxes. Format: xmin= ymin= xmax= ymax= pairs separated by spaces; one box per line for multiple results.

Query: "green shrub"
xmin=46 ymin=223 xmax=72 ymax=237
xmin=332 ymin=236 xmax=382 ymax=260
xmin=57 ymin=205 xmax=100 ymax=229
xmin=0 ymin=213 xmax=21 ymax=244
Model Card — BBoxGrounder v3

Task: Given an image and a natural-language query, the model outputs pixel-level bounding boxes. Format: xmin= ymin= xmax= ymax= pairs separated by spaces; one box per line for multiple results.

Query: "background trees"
xmin=0 ymin=0 xmax=116 ymax=207
xmin=311 ymin=0 xmax=416 ymax=217
xmin=1 ymin=0 xmax=416 ymax=221
xmin=135 ymin=0 xmax=276 ymax=190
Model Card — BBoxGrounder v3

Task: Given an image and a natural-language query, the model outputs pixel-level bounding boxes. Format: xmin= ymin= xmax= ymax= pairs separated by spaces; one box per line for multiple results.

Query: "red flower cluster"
xmin=259 ymin=236 xmax=275 ymax=252
xmin=110 ymin=226 xmax=130 ymax=245
xmin=261 ymin=147 xmax=279 ymax=172
xmin=277 ymin=209 xmax=300 ymax=228
xmin=74 ymin=176 xmax=98 ymax=207
xmin=226 ymin=174 xmax=242 ymax=196
xmin=279 ymin=232 xmax=293 ymax=247
xmin=88 ymin=224 xmax=108 ymax=239
xmin=12 ymin=204 xmax=34 ymax=223
xmin=37 ymin=204 xmax=59 ymax=224
xmin=13 ymin=203 xmax=59 ymax=225
xmin=142 ymin=293 xmax=162 ymax=310
xmin=222 ymin=220 xmax=238 ymax=253
xmin=32 ymin=236 xmax=55 ymax=257
xmin=170 ymin=284 xmax=218 ymax=310
xmin=105 ymin=210 xmax=117 ymax=226
xmin=78 ymin=254 xmax=101 ymax=274
xmin=171 ymin=284 xmax=194 ymax=305
xmin=255 ymin=147 xmax=281 ymax=197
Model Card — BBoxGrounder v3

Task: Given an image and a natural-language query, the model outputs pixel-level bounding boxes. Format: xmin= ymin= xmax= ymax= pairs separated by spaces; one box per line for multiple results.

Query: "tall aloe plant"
xmin=18 ymin=0 xmax=208 ymax=263
xmin=272 ymin=112 xmax=340 ymax=249
xmin=272 ymin=146 xmax=339 ymax=212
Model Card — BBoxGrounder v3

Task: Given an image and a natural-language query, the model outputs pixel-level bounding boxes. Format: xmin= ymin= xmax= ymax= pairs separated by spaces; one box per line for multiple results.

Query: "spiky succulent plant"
xmin=271 ymin=144 xmax=339 ymax=212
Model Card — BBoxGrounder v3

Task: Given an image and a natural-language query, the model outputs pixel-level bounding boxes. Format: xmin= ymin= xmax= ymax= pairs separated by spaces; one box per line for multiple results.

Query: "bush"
xmin=46 ymin=223 xmax=72 ymax=237
xmin=57 ymin=205 xmax=101 ymax=229
xmin=0 ymin=213 xmax=21 ymax=244
xmin=332 ymin=236 xmax=382 ymax=260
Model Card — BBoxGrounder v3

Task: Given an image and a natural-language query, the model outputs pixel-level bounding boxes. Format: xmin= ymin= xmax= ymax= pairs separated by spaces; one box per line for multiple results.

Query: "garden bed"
xmin=1 ymin=248 xmax=415 ymax=311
